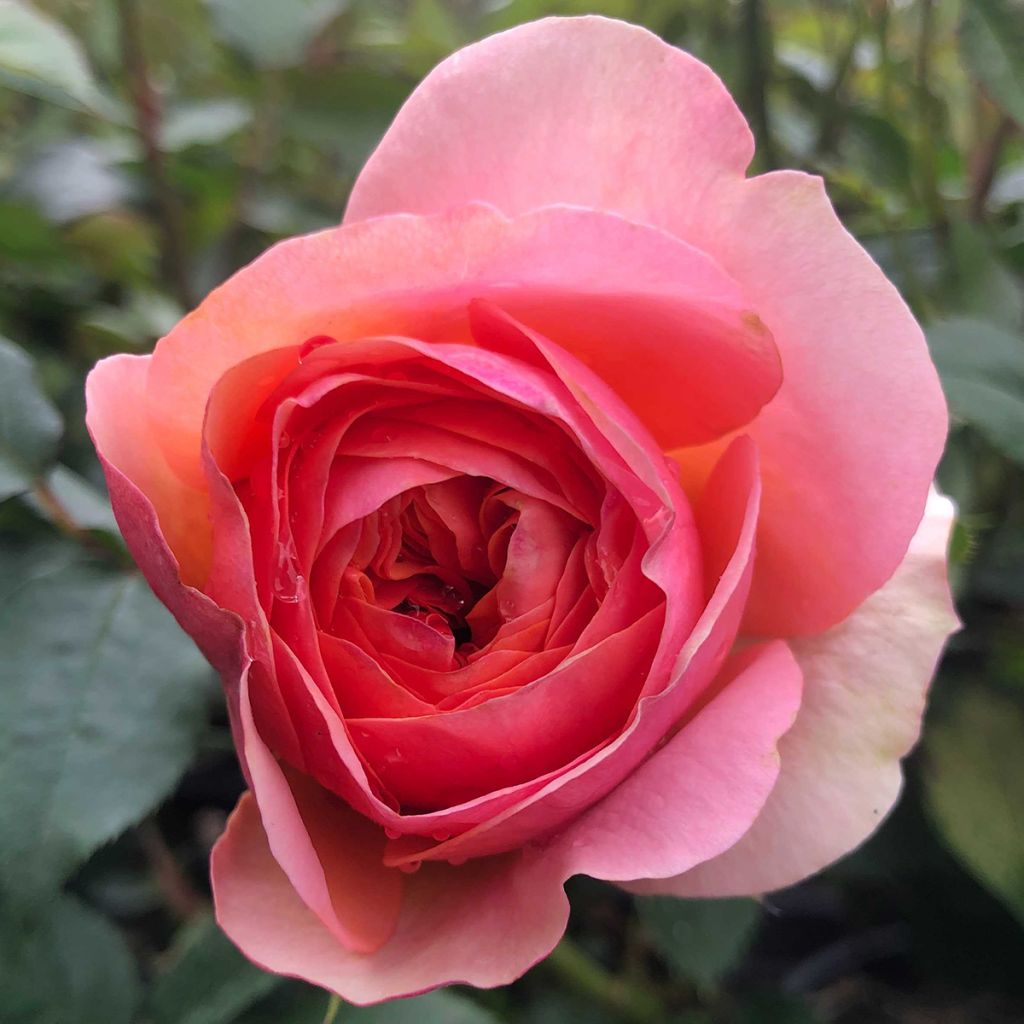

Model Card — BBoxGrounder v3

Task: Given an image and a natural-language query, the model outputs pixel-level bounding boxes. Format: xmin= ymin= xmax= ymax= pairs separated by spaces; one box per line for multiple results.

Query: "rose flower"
xmin=86 ymin=16 xmax=957 ymax=1004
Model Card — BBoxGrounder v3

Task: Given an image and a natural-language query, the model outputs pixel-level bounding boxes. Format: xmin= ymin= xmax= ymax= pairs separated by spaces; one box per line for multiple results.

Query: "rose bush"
xmin=85 ymin=16 xmax=957 ymax=1003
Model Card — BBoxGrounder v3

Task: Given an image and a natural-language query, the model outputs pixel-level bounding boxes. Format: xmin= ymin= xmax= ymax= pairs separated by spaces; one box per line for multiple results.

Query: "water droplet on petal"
xmin=447 ymin=855 xmax=467 ymax=867
xmin=299 ymin=334 xmax=336 ymax=360
xmin=384 ymin=826 xmax=402 ymax=840
xmin=273 ymin=539 xmax=307 ymax=604
xmin=431 ymin=829 xmax=450 ymax=842
xmin=277 ymin=430 xmax=291 ymax=449
xmin=398 ymin=859 xmax=422 ymax=874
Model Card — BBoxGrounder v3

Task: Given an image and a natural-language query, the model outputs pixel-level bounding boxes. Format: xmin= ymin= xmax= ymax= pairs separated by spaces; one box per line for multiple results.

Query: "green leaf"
xmin=161 ymin=99 xmax=253 ymax=152
xmin=635 ymin=895 xmax=761 ymax=993
xmin=924 ymin=689 xmax=1024 ymax=926
xmin=0 ymin=565 xmax=213 ymax=901
xmin=0 ymin=893 xmax=140 ymax=1024
xmin=149 ymin=914 xmax=282 ymax=1024
xmin=0 ymin=336 xmax=62 ymax=503
xmin=944 ymin=221 xmax=1024 ymax=329
xmin=0 ymin=0 xmax=115 ymax=115
xmin=926 ymin=316 xmax=1024 ymax=464
xmin=24 ymin=464 xmax=120 ymax=537
xmin=961 ymin=0 xmax=1024 ymax=127
xmin=205 ymin=0 xmax=349 ymax=68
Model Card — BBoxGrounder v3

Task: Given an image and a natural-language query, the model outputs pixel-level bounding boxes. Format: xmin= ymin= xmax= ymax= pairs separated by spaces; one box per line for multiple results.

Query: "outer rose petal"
xmin=211 ymin=638 xmax=801 ymax=1002
xmin=343 ymin=15 xmax=946 ymax=636
xmin=145 ymin=204 xmax=777 ymax=497
xmin=558 ymin=640 xmax=802 ymax=882
xmin=212 ymin=794 xmax=569 ymax=1005
xmin=631 ymin=490 xmax=958 ymax=898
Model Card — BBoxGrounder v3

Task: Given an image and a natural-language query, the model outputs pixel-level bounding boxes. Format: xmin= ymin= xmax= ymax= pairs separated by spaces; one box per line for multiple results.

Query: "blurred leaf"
xmin=149 ymin=914 xmax=281 ymax=1024
xmin=205 ymin=0 xmax=349 ymax=68
xmin=0 ymin=335 xmax=62 ymax=502
xmin=944 ymin=221 xmax=1024 ymax=328
xmin=0 ymin=893 xmax=140 ymax=1024
xmin=65 ymin=210 xmax=158 ymax=284
xmin=635 ymin=895 xmax=761 ymax=993
xmin=23 ymin=464 xmax=119 ymax=536
xmin=927 ymin=316 xmax=1024 ymax=464
xmin=0 ymin=565 xmax=212 ymax=902
xmin=343 ymin=990 xmax=503 ymax=1023
xmin=961 ymin=0 xmax=1024 ymax=127
xmin=840 ymin=110 xmax=912 ymax=193
xmin=0 ymin=200 xmax=67 ymax=262
xmin=161 ymin=99 xmax=253 ymax=151
xmin=0 ymin=0 xmax=115 ymax=115
xmin=14 ymin=139 xmax=133 ymax=223
xmin=737 ymin=993 xmax=822 ymax=1024
xmin=924 ymin=689 xmax=1024 ymax=927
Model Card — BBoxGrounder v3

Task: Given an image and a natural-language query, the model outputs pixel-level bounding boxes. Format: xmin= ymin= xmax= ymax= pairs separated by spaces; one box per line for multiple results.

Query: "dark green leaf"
xmin=635 ymin=895 xmax=761 ymax=993
xmin=0 ymin=893 xmax=140 ymax=1024
xmin=0 ymin=565 xmax=212 ymax=900
xmin=961 ymin=0 xmax=1024 ymax=127
xmin=0 ymin=336 xmax=62 ymax=503
xmin=927 ymin=316 xmax=1024 ymax=464
xmin=944 ymin=221 xmax=1024 ymax=328
xmin=924 ymin=689 xmax=1024 ymax=926
xmin=149 ymin=914 xmax=282 ymax=1024
xmin=343 ymin=990 xmax=503 ymax=1023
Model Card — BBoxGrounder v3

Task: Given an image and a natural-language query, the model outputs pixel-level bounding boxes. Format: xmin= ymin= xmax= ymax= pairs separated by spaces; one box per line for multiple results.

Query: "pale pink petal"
xmin=558 ymin=641 xmax=802 ymax=882
xmin=345 ymin=16 xmax=752 ymax=234
xmin=633 ymin=490 xmax=958 ymax=897
xmin=211 ymin=793 xmax=569 ymax=1004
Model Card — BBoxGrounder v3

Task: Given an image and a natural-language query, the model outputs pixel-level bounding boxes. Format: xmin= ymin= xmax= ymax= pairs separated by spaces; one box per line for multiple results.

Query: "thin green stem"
xmin=545 ymin=937 xmax=665 ymax=1024
xmin=322 ymin=993 xmax=342 ymax=1024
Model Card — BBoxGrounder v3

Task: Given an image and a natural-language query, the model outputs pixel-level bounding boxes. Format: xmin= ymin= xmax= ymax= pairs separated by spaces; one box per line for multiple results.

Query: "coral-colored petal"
xmin=633 ymin=490 xmax=958 ymax=897
xmin=235 ymin=667 xmax=403 ymax=952
xmin=146 ymin=205 xmax=777 ymax=494
xmin=211 ymin=793 xmax=569 ymax=1004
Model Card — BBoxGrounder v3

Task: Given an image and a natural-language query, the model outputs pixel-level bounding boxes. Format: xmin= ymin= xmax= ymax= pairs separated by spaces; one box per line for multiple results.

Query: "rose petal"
xmin=343 ymin=16 xmax=946 ymax=636
xmin=559 ymin=640 xmax=802 ymax=881
xmin=211 ymin=792 xmax=569 ymax=1004
xmin=633 ymin=490 xmax=958 ymax=896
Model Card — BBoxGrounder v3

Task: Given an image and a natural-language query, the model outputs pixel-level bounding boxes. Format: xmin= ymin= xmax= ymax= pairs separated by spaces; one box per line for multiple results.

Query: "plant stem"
xmin=31 ymin=477 xmax=85 ymax=543
xmin=969 ymin=112 xmax=1015 ymax=222
xmin=741 ymin=0 xmax=778 ymax=170
xmin=914 ymin=0 xmax=945 ymax=229
xmin=138 ymin=818 xmax=206 ymax=922
xmin=115 ymin=0 xmax=194 ymax=309
xmin=321 ymin=993 xmax=342 ymax=1024
xmin=545 ymin=937 xmax=665 ymax=1024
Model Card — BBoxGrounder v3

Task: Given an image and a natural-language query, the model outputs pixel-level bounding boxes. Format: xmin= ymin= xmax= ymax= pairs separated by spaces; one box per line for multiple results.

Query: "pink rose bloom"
xmin=85 ymin=17 xmax=957 ymax=1003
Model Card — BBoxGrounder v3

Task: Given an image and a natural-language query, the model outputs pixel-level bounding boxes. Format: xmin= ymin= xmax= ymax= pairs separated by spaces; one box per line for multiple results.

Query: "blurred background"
xmin=2 ymin=1 xmax=1024 ymax=1022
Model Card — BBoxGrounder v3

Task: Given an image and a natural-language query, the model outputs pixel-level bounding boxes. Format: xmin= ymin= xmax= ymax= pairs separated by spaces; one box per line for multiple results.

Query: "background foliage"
xmin=2 ymin=0 xmax=1024 ymax=1021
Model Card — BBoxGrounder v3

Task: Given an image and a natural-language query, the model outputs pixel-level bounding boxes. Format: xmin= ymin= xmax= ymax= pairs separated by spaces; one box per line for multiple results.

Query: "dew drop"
xmin=431 ymin=829 xmax=451 ymax=843
xmin=447 ymin=855 xmax=467 ymax=867
xmin=277 ymin=430 xmax=291 ymax=449
xmin=398 ymin=859 xmax=422 ymax=874
xmin=299 ymin=334 xmax=336 ymax=360
xmin=273 ymin=539 xmax=307 ymax=604
xmin=384 ymin=826 xmax=402 ymax=840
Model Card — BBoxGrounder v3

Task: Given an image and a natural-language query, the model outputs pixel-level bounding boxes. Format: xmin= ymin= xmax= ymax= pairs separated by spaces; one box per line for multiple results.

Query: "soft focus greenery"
xmin=2 ymin=1 xmax=1024 ymax=1021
